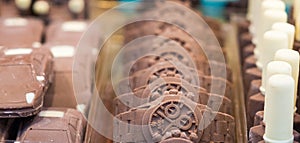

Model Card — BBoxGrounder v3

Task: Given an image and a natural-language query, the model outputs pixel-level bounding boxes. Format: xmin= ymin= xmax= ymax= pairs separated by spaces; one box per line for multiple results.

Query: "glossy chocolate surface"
xmin=16 ymin=107 xmax=86 ymax=143
xmin=0 ymin=47 xmax=53 ymax=118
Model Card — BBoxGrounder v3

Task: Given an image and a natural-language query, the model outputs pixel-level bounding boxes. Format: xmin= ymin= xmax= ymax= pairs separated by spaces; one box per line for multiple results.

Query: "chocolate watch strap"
xmin=113 ymin=96 xmax=235 ymax=143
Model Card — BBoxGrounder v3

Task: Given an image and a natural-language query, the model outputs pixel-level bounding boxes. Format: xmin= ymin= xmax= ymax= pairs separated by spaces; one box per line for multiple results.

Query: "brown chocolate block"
xmin=0 ymin=47 xmax=53 ymax=118
xmin=243 ymin=55 xmax=256 ymax=73
xmin=239 ymin=32 xmax=252 ymax=51
xmin=247 ymin=79 xmax=261 ymax=102
xmin=242 ymin=44 xmax=255 ymax=61
xmin=16 ymin=107 xmax=86 ymax=143
xmin=43 ymin=44 xmax=76 ymax=108
xmin=0 ymin=18 xmax=44 ymax=47
xmin=253 ymin=111 xmax=300 ymax=133
xmin=45 ymin=21 xmax=88 ymax=45
xmin=243 ymin=67 xmax=262 ymax=95
xmin=249 ymin=125 xmax=300 ymax=143
xmin=114 ymin=95 xmax=235 ymax=143
xmin=293 ymin=40 xmax=300 ymax=51
xmin=125 ymin=56 xmax=232 ymax=82
xmin=237 ymin=19 xmax=250 ymax=35
xmin=114 ymin=86 xmax=233 ymax=115
xmin=247 ymin=92 xmax=264 ymax=128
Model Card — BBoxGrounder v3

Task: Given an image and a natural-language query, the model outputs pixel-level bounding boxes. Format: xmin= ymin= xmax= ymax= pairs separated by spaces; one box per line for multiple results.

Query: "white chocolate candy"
xmin=68 ymin=0 xmax=84 ymax=14
xmin=254 ymin=9 xmax=287 ymax=60
xmin=264 ymin=74 xmax=294 ymax=143
xmin=246 ymin=0 xmax=253 ymax=21
xmin=250 ymin=0 xmax=263 ymax=37
xmin=15 ymin=0 xmax=32 ymax=10
xmin=256 ymin=30 xmax=288 ymax=70
xmin=262 ymin=61 xmax=292 ymax=123
xmin=296 ymin=14 xmax=300 ymax=41
xmin=272 ymin=22 xmax=295 ymax=49
xmin=274 ymin=49 xmax=300 ymax=110
xmin=33 ymin=0 xmax=50 ymax=15
xmin=251 ymin=0 xmax=285 ymax=45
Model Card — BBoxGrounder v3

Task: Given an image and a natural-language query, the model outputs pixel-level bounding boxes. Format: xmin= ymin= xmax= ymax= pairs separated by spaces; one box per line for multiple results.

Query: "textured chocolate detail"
xmin=114 ymin=87 xmax=233 ymax=115
xmin=247 ymin=92 xmax=264 ymax=128
xmin=125 ymin=56 xmax=232 ymax=82
xmin=239 ymin=32 xmax=252 ymax=53
xmin=243 ymin=67 xmax=262 ymax=95
xmin=0 ymin=47 xmax=53 ymax=118
xmin=114 ymin=96 xmax=235 ymax=143
xmin=16 ymin=107 xmax=87 ymax=143
xmin=0 ymin=18 xmax=44 ymax=47
xmin=249 ymin=125 xmax=300 ymax=143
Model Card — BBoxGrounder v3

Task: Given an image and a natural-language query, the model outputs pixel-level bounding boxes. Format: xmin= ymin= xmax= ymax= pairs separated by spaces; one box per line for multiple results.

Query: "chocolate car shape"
xmin=16 ymin=108 xmax=86 ymax=143
xmin=0 ymin=47 xmax=53 ymax=117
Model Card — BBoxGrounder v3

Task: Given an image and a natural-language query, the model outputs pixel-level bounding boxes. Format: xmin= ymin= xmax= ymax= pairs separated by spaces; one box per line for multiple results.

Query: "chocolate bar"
xmin=16 ymin=107 xmax=86 ymax=143
xmin=0 ymin=47 xmax=53 ymax=118
xmin=45 ymin=21 xmax=88 ymax=45
xmin=0 ymin=18 xmax=44 ymax=47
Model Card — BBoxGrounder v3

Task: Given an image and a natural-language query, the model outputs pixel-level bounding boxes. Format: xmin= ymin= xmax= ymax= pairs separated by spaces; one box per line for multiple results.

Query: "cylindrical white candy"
xmin=246 ymin=0 xmax=253 ymax=21
xmin=15 ymin=0 xmax=32 ymax=10
xmin=296 ymin=14 xmax=300 ymax=41
xmin=262 ymin=61 xmax=292 ymax=123
xmin=250 ymin=0 xmax=262 ymax=38
xmin=272 ymin=22 xmax=295 ymax=50
xmin=256 ymin=30 xmax=288 ymax=70
xmin=294 ymin=0 xmax=300 ymax=21
xmin=254 ymin=9 xmax=287 ymax=60
xmin=33 ymin=0 xmax=50 ymax=15
xmin=264 ymin=74 xmax=294 ymax=143
xmin=252 ymin=0 xmax=285 ymax=45
xmin=68 ymin=0 xmax=85 ymax=14
xmin=274 ymin=49 xmax=300 ymax=110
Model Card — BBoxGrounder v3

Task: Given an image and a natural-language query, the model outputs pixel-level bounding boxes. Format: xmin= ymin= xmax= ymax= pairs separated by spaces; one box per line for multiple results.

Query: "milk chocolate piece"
xmin=239 ymin=32 xmax=252 ymax=51
xmin=0 ymin=47 xmax=53 ymax=118
xmin=114 ymin=84 xmax=233 ymax=115
xmin=120 ymin=62 xmax=232 ymax=98
xmin=249 ymin=125 xmax=300 ymax=143
xmin=125 ymin=56 xmax=232 ymax=82
xmin=242 ymin=44 xmax=255 ymax=61
xmin=16 ymin=107 xmax=86 ymax=143
xmin=244 ymin=67 xmax=262 ymax=95
xmin=253 ymin=111 xmax=300 ymax=133
xmin=247 ymin=92 xmax=264 ymax=128
xmin=114 ymin=95 xmax=235 ymax=142
xmin=247 ymin=79 xmax=261 ymax=102
xmin=243 ymin=55 xmax=256 ymax=73
xmin=46 ymin=21 xmax=88 ymax=45
xmin=0 ymin=18 xmax=44 ymax=47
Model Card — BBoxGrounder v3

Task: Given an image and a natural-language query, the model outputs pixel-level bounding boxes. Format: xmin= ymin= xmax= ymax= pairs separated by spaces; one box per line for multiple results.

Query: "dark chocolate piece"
xmin=243 ymin=67 xmax=262 ymax=95
xmin=253 ymin=111 xmax=300 ymax=133
xmin=114 ymin=95 xmax=235 ymax=143
xmin=16 ymin=107 xmax=86 ymax=143
xmin=242 ymin=44 xmax=255 ymax=61
xmin=243 ymin=55 xmax=256 ymax=73
xmin=0 ymin=18 xmax=44 ymax=47
xmin=247 ymin=92 xmax=264 ymax=128
xmin=0 ymin=47 xmax=53 ymax=118
xmin=247 ymin=79 xmax=261 ymax=102
xmin=249 ymin=125 xmax=300 ymax=143
xmin=114 ymin=86 xmax=233 ymax=115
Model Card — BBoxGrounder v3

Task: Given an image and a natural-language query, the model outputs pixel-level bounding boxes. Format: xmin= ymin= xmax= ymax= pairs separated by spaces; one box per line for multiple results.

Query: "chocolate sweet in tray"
xmin=0 ymin=47 xmax=53 ymax=118
xmin=16 ymin=107 xmax=86 ymax=143
xmin=45 ymin=20 xmax=88 ymax=45
xmin=0 ymin=17 xmax=44 ymax=47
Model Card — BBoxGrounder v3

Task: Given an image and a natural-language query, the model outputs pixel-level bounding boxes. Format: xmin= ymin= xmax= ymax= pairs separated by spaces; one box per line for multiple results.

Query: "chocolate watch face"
xmin=148 ymin=101 xmax=199 ymax=141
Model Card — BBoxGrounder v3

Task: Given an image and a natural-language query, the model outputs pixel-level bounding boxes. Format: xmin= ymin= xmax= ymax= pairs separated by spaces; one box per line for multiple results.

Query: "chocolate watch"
xmin=114 ymin=94 xmax=235 ymax=143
